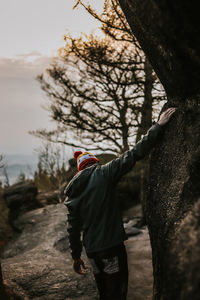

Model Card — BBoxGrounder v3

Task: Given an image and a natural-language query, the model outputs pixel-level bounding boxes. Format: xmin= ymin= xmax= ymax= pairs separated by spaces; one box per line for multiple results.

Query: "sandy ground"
xmin=123 ymin=204 xmax=153 ymax=300
xmin=125 ymin=228 xmax=153 ymax=300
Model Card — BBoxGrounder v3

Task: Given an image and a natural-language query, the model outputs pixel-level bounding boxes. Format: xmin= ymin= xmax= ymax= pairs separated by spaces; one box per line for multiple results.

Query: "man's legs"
xmin=87 ymin=243 xmax=128 ymax=300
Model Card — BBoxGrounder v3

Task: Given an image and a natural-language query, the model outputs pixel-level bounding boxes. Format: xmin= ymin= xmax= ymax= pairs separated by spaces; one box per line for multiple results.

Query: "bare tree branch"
xmin=32 ymin=1 xmax=166 ymax=154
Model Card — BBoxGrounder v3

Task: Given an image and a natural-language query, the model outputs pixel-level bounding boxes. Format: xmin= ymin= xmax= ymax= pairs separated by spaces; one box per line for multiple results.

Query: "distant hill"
xmin=0 ymin=154 xmax=38 ymax=185
xmin=4 ymin=154 xmax=38 ymax=166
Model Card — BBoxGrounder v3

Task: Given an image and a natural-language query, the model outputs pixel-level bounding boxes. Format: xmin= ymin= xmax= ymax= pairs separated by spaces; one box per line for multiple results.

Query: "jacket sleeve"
xmin=102 ymin=122 xmax=163 ymax=183
xmin=64 ymin=198 xmax=82 ymax=260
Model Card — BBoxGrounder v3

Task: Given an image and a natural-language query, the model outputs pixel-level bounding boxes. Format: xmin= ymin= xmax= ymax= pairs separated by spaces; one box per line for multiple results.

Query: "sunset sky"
xmin=0 ymin=0 xmax=103 ymax=155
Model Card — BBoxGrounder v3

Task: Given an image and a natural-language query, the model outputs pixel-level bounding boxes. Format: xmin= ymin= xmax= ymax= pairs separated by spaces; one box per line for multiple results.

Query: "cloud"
xmin=0 ymin=54 xmax=55 ymax=154
xmin=16 ymin=51 xmax=41 ymax=58
xmin=0 ymin=53 xmax=53 ymax=79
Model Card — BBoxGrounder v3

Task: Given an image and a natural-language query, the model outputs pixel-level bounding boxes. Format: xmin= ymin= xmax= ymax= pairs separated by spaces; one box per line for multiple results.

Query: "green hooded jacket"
xmin=64 ymin=123 xmax=162 ymax=259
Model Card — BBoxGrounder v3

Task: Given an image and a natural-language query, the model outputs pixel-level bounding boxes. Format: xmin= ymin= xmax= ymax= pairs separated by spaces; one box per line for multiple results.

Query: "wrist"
xmin=157 ymin=120 xmax=163 ymax=126
xmin=72 ymin=255 xmax=81 ymax=260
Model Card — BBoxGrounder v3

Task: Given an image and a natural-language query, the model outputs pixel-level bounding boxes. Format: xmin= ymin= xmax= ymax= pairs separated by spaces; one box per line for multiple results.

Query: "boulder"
xmin=3 ymin=181 xmax=41 ymax=231
xmin=3 ymin=181 xmax=39 ymax=211
xmin=36 ymin=190 xmax=60 ymax=206
xmin=1 ymin=204 xmax=98 ymax=300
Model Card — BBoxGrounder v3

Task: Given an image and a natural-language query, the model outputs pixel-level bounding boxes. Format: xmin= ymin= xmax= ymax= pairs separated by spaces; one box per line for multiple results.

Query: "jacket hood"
xmin=64 ymin=164 xmax=98 ymax=202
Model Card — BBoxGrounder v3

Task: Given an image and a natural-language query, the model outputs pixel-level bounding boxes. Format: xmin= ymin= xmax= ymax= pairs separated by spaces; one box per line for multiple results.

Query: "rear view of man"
xmin=64 ymin=108 xmax=176 ymax=300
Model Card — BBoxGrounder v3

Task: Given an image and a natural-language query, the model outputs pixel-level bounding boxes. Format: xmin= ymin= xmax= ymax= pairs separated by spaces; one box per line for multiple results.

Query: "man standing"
xmin=64 ymin=108 xmax=176 ymax=300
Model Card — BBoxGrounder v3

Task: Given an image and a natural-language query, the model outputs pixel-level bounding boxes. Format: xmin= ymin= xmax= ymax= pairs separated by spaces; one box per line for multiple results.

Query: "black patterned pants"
xmin=87 ymin=243 xmax=128 ymax=300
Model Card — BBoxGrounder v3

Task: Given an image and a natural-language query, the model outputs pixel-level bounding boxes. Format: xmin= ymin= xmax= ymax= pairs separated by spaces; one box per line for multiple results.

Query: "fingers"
xmin=166 ymin=108 xmax=177 ymax=118
xmin=74 ymin=264 xmax=86 ymax=275
xmin=81 ymin=260 xmax=87 ymax=270
xmin=164 ymin=107 xmax=177 ymax=115
xmin=73 ymin=259 xmax=86 ymax=275
xmin=157 ymin=107 xmax=177 ymax=126
xmin=77 ymin=268 xmax=86 ymax=275
xmin=163 ymin=107 xmax=177 ymax=120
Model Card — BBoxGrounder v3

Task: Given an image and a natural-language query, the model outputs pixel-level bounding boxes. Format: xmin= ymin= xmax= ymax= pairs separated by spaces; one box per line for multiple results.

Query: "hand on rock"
xmin=157 ymin=107 xmax=177 ymax=126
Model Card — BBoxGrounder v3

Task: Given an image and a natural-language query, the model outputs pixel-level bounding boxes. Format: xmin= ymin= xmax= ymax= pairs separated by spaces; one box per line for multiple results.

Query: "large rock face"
xmin=1 ymin=204 xmax=98 ymax=300
xmin=147 ymin=111 xmax=200 ymax=299
xmin=117 ymin=1 xmax=200 ymax=299
xmin=172 ymin=198 xmax=200 ymax=299
xmin=118 ymin=0 xmax=200 ymax=99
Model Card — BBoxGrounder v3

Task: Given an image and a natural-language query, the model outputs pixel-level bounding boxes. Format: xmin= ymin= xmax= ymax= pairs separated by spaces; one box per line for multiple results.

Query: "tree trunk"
xmin=118 ymin=0 xmax=200 ymax=299
xmin=122 ymin=124 xmax=129 ymax=152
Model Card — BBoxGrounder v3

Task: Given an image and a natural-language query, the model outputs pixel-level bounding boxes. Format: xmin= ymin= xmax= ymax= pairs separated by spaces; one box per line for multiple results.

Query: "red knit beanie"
xmin=74 ymin=151 xmax=99 ymax=171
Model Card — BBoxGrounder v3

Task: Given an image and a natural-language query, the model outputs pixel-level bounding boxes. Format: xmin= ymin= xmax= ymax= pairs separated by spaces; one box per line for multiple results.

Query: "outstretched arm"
xmin=102 ymin=107 xmax=176 ymax=183
xmin=132 ymin=107 xmax=177 ymax=160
